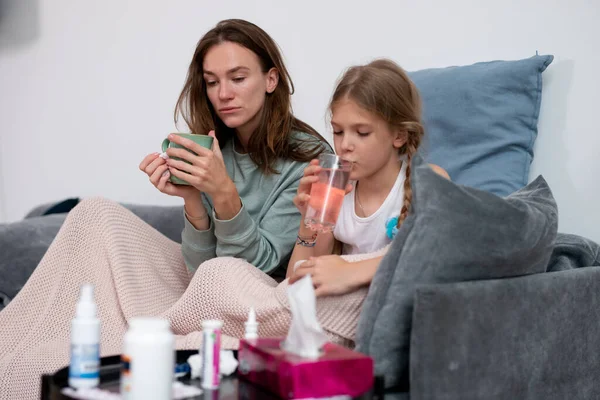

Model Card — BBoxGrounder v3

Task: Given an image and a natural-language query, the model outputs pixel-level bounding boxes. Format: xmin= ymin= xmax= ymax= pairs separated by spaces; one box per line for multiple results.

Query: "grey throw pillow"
xmin=355 ymin=154 xmax=558 ymax=392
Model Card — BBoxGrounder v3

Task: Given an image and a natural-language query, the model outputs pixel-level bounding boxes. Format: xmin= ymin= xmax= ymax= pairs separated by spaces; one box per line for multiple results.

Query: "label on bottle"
xmin=120 ymin=354 xmax=131 ymax=397
xmin=69 ymin=343 xmax=100 ymax=379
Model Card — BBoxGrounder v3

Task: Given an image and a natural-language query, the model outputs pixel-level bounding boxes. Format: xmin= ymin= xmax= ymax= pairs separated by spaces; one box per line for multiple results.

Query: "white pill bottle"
xmin=120 ymin=317 xmax=175 ymax=400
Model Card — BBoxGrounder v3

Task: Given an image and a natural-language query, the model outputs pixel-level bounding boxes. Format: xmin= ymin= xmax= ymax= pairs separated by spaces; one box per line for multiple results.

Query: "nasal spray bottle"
xmin=244 ymin=307 xmax=258 ymax=340
xmin=69 ymin=284 xmax=100 ymax=389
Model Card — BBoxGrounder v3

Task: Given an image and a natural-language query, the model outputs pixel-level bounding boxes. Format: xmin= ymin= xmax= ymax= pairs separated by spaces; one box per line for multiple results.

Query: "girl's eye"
xmin=332 ymin=131 xmax=343 ymax=135
xmin=358 ymin=132 xmax=371 ymax=137
xmin=206 ymin=81 xmax=218 ymax=87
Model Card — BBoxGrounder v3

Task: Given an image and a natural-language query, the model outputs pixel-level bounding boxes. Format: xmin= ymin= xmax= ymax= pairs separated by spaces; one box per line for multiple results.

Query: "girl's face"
xmin=331 ymin=99 xmax=406 ymax=181
xmin=203 ymin=41 xmax=278 ymax=135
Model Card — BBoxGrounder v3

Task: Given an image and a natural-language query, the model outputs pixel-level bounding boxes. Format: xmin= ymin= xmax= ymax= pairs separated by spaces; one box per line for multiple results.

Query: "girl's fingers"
xmin=303 ymin=165 xmax=322 ymax=177
xmin=299 ymin=176 xmax=319 ymax=186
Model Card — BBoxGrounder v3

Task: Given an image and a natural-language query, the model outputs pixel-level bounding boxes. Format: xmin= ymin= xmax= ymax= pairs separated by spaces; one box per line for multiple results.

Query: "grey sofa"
xmin=2 ymin=200 xmax=600 ymax=399
xmin=0 ymin=201 xmax=185 ymax=311
xmin=404 ymin=237 xmax=600 ymax=399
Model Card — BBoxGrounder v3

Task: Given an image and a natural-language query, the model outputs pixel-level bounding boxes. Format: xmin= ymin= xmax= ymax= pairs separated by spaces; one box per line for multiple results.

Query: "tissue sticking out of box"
xmin=281 ymin=274 xmax=328 ymax=359
xmin=187 ymin=350 xmax=238 ymax=379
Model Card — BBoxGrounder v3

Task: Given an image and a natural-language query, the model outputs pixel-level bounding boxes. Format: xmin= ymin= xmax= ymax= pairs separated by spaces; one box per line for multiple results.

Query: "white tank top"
xmin=334 ymin=162 xmax=407 ymax=255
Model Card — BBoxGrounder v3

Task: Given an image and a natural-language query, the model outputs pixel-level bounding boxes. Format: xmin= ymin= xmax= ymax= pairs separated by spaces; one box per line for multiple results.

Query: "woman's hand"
xmin=164 ymin=131 xmax=235 ymax=202
xmin=293 ymin=159 xmax=352 ymax=215
xmin=289 ymin=255 xmax=368 ymax=297
xmin=139 ymin=152 xmax=199 ymax=200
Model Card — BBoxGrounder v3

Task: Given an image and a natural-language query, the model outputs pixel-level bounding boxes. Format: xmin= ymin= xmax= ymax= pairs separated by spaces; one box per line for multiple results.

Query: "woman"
xmin=0 ymin=19 xmax=333 ymax=399
xmin=141 ymin=19 xmax=328 ymax=276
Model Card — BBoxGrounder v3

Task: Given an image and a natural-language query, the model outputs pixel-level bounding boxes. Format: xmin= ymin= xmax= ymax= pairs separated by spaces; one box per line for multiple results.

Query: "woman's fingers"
xmin=142 ymin=154 xmax=166 ymax=177
xmin=150 ymin=164 xmax=169 ymax=186
xmin=168 ymin=166 xmax=195 ymax=184
xmin=139 ymin=153 xmax=160 ymax=171
xmin=165 ymin=147 xmax=199 ymax=165
xmin=167 ymin=134 xmax=212 ymax=158
xmin=166 ymin=158 xmax=197 ymax=175
xmin=157 ymin=169 xmax=170 ymax=191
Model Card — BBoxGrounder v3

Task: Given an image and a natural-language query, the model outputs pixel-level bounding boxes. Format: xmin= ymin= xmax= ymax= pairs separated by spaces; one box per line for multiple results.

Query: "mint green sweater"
xmin=181 ymin=133 xmax=330 ymax=276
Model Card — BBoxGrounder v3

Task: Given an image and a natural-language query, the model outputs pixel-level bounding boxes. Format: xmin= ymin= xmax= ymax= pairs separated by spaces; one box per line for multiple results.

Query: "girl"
xmin=288 ymin=59 xmax=449 ymax=296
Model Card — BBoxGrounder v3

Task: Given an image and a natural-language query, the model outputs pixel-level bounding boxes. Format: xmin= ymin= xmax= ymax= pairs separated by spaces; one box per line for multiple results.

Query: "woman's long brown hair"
xmin=175 ymin=19 xmax=326 ymax=174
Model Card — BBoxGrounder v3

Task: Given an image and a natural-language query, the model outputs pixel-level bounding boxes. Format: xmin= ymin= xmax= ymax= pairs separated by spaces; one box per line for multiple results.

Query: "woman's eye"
xmin=358 ymin=132 xmax=371 ymax=137
xmin=206 ymin=81 xmax=217 ymax=87
xmin=233 ymin=77 xmax=246 ymax=83
xmin=332 ymin=131 xmax=343 ymax=135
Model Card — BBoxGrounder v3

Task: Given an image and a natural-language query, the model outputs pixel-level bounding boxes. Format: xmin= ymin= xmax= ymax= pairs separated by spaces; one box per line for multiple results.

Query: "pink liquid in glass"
xmin=305 ymin=167 xmax=349 ymax=232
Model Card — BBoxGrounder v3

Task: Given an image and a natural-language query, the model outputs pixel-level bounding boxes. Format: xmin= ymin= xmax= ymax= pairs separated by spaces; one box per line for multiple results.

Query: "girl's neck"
xmin=355 ymin=158 xmax=402 ymax=217
xmin=357 ymin=158 xmax=402 ymax=199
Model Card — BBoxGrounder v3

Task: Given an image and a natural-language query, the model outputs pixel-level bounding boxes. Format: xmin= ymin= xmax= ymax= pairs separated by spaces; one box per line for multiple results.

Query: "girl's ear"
xmin=266 ymin=68 xmax=279 ymax=94
xmin=393 ymin=130 xmax=408 ymax=149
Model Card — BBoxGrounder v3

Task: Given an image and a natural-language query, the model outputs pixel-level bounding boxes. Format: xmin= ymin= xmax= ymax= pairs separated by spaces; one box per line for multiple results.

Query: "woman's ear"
xmin=393 ymin=130 xmax=408 ymax=149
xmin=266 ymin=68 xmax=279 ymax=94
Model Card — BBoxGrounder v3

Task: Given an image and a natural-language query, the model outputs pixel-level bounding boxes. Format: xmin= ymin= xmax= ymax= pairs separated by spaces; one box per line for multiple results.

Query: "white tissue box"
xmin=238 ymin=338 xmax=374 ymax=399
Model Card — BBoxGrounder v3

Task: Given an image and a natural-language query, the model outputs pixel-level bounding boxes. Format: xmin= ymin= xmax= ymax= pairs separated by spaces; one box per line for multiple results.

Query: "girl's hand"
xmin=289 ymin=255 xmax=366 ymax=297
xmin=293 ymin=159 xmax=352 ymax=215
xmin=139 ymin=152 xmax=199 ymax=200
xmin=293 ymin=159 xmax=321 ymax=215
xmin=164 ymin=131 xmax=234 ymax=201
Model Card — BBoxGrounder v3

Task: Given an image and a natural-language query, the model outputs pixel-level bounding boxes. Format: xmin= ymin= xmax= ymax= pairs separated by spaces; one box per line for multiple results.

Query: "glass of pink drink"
xmin=305 ymin=153 xmax=352 ymax=232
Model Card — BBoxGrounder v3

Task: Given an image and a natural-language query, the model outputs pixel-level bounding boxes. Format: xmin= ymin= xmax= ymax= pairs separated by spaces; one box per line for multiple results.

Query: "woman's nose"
xmin=218 ymin=82 xmax=234 ymax=100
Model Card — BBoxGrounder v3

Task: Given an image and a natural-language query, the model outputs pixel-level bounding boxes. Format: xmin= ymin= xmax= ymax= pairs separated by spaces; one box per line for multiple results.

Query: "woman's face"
xmin=203 ymin=41 xmax=278 ymax=136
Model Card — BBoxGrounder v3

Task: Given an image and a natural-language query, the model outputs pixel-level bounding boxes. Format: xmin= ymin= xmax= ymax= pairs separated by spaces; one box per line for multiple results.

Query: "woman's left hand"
xmin=165 ymin=130 xmax=234 ymax=201
xmin=289 ymin=255 xmax=365 ymax=297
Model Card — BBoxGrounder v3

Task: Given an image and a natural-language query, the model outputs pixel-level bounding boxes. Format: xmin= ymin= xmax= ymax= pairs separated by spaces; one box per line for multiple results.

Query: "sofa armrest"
xmin=25 ymin=199 xmax=185 ymax=244
xmin=409 ymin=267 xmax=600 ymax=400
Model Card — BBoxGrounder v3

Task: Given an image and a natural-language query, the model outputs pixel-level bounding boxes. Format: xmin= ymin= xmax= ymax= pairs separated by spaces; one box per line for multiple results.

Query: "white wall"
xmin=1 ymin=0 xmax=599 ymax=241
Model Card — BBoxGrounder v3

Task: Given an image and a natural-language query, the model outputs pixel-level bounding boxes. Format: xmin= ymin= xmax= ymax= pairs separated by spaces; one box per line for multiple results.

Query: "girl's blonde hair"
xmin=330 ymin=59 xmax=424 ymax=226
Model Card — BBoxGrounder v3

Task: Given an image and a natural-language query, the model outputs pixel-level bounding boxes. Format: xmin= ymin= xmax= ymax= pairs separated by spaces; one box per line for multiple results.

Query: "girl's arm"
xmin=286 ymin=223 xmax=335 ymax=279
xmin=290 ymin=254 xmax=383 ymax=296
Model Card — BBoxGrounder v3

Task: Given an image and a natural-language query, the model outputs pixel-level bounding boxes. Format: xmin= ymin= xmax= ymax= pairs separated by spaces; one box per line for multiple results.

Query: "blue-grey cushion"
xmin=409 ymin=54 xmax=554 ymax=196
xmin=356 ymin=154 xmax=558 ymax=391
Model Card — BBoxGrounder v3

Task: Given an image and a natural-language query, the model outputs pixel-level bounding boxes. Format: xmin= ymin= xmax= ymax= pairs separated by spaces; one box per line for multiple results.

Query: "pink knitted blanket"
xmin=0 ymin=198 xmax=386 ymax=399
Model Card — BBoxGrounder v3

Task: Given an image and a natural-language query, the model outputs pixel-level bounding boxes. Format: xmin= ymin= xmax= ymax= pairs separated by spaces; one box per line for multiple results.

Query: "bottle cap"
xmin=202 ymin=320 xmax=223 ymax=330
xmin=244 ymin=307 xmax=258 ymax=340
xmin=129 ymin=317 xmax=170 ymax=332
xmin=76 ymin=283 xmax=97 ymax=318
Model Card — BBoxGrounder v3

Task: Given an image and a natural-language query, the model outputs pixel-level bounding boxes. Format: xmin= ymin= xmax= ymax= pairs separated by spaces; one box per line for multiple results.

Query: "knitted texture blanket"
xmin=0 ymin=198 xmax=386 ymax=399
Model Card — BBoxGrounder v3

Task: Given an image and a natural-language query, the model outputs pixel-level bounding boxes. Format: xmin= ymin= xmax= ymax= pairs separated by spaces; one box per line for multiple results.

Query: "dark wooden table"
xmin=41 ymin=350 xmax=384 ymax=399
